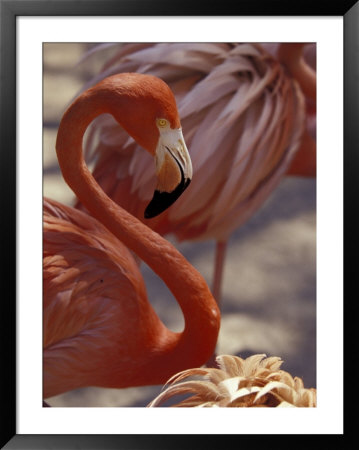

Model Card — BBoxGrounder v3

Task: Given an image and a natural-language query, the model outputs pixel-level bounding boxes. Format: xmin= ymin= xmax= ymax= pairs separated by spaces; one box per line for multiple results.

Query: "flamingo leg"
xmin=212 ymin=240 xmax=228 ymax=309
xmin=205 ymin=240 xmax=228 ymax=368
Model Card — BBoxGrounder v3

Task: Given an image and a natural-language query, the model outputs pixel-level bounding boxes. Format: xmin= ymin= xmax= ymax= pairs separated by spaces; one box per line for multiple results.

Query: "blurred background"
xmin=43 ymin=43 xmax=316 ymax=407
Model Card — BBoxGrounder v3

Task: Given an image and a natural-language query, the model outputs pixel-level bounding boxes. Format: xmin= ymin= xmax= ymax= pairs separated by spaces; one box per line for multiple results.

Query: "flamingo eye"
xmin=157 ymin=118 xmax=168 ymax=128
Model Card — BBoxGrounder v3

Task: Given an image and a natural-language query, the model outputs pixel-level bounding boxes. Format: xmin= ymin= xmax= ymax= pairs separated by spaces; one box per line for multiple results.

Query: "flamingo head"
xmin=145 ymin=117 xmax=192 ymax=219
xmin=106 ymin=73 xmax=193 ymax=218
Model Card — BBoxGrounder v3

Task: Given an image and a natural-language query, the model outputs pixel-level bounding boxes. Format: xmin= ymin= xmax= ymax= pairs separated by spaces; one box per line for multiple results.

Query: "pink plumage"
xmin=74 ymin=43 xmax=315 ymax=302
xmin=78 ymin=43 xmax=310 ymax=241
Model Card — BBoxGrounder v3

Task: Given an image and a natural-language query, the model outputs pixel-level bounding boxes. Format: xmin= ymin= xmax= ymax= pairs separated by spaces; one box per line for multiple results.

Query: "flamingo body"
xmin=73 ymin=43 xmax=315 ymax=303
xmin=78 ymin=43 xmax=313 ymax=242
xmin=44 ymin=198 xmax=167 ymax=397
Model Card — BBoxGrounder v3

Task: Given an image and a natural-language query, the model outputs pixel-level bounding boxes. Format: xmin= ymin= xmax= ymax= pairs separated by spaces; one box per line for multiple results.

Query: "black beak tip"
xmin=144 ymin=178 xmax=191 ymax=219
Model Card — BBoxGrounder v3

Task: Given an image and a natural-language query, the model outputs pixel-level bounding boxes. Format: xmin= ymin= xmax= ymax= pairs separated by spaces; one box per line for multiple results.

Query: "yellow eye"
xmin=157 ymin=119 xmax=167 ymax=128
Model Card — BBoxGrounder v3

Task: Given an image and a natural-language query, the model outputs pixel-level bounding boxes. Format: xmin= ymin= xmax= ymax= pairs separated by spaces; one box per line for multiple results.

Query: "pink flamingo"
xmin=75 ymin=43 xmax=316 ymax=306
xmin=43 ymin=73 xmax=220 ymax=399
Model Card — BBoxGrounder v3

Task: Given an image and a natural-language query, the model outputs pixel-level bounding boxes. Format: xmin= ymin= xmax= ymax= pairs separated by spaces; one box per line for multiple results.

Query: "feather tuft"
xmin=147 ymin=354 xmax=316 ymax=407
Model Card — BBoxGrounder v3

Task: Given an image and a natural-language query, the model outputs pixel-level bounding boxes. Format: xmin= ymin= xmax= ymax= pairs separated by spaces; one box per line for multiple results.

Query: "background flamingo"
xmin=43 ymin=43 xmax=316 ymax=406
xmin=44 ymin=73 xmax=220 ymax=400
xmin=73 ymin=42 xmax=316 ymax=306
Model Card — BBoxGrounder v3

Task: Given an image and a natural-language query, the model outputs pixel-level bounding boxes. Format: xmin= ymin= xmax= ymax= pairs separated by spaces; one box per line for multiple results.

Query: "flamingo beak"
xmin=144 ymin=128 xmax=192 ymax=219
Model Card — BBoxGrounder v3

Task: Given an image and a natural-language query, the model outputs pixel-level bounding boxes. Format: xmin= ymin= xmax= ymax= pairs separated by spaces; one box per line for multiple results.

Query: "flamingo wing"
xmin=43 ymin=198 xmax=156 ymax=397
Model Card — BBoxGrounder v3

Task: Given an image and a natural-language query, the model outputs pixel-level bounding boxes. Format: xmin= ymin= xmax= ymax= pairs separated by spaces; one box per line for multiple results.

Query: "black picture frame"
xmin=1 ymin=0 xmax=356 ymax=447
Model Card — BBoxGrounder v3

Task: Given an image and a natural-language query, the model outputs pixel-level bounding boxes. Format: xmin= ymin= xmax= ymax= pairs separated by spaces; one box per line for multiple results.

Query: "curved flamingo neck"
xmin=55 ymin=76 xmax=220 ymax=377
xmin=278 ymin=44 xmax=316 ymax=178
xmin=278 ymin=43 xmax=316 ymax=102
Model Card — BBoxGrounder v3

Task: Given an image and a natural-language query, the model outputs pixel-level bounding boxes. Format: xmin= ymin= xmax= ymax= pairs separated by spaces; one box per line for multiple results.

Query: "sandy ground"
xmin=43 ymin=43 xmax=316 ymax=407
